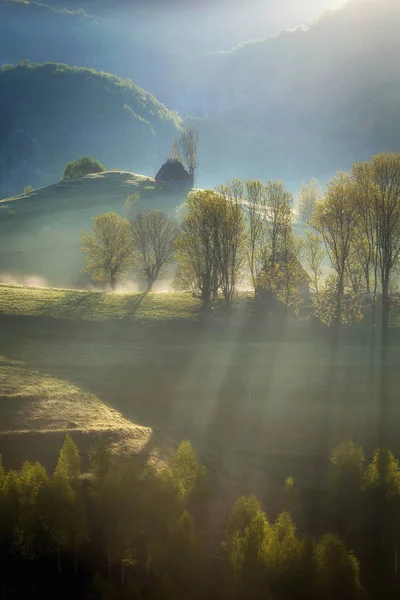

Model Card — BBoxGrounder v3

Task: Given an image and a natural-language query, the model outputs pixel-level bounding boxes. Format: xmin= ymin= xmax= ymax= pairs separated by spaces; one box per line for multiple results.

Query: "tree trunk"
xmin=336 ymin=273 xmax=344 ymax=327
xmin=225 ymin=293 xmax=232 ymax=316
xmin=365 ymin=264 xmax=371 ymax=295
xmin=110 ymin=276 xmax=117 ymax=292
xmin=57 ymin=552 xmax=62 ymax=577
xmin=382 ymin=276 xmax=390 ymax=332
xmin=108 ymin=539 xmax=111 ymax=579
xmin=202 ymin=291 xmax=212 ymax=314
xmin=147 ymin=277 xmax=154 ymax=292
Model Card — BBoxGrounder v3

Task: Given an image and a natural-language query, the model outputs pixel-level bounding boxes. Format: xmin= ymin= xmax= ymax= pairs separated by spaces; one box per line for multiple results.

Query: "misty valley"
xmin=1 ymin=0 xmax=400 ymax=599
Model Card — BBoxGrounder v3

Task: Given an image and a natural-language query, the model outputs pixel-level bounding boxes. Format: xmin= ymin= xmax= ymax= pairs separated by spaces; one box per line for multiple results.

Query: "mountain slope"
xmin=185 ymin=0 xmax=400 ymax=185
xmin=0 ymin=63 xmax=181 ymax=196
xmin=2 ymin=0 xmax=400 ymax=188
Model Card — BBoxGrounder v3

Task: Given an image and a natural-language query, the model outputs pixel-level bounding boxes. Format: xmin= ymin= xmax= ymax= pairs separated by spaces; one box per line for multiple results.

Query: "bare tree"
xmin=81 ymin=212 xmax=135 ymax=291
xmin=131 ymin=210 xmax=178 ymax=292
xmin=296 ymin=178 xmax=323 ymax=223
xmin=169 ymin=138 xmax=182 ymax=162
xmin=178 ymin=128 xmax=199 ymax=186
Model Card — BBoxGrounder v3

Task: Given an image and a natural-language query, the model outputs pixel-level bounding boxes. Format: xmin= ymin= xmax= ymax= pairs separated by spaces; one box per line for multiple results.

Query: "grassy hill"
xmin=0 ymin=284 xmax=201 ymax=322
xmin=0 ymin=62 xmax=181 ymax=197
xmin=0 ymin=171 xmax=188 ymax=287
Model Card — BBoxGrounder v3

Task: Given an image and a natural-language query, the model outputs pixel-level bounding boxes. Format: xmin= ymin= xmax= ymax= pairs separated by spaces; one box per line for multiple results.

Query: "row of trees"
xmin=81 ymin=152 xmax=400 ymax=329
xmin=81 ymin=209 xmax=178 ymax=292
xmin=0 ymin=436 xmax=367 ymax=599
xmin=311 ymin=154 xmax=400 ymax=330
xmin=81 ymin=181 xmax=306 ymax=316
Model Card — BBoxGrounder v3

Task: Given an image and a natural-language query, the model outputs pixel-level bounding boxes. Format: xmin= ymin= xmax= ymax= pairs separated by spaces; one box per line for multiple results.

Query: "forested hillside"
xmin=0 ymin=63 xmax=181 ymax=196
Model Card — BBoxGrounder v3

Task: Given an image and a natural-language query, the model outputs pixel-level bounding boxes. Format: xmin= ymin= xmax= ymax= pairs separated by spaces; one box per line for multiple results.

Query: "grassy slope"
xmin=0 ymin=171 xmax=188 ymax=287
xmin=0 ymin=284 xmax=201 ymax=322
xmin=0 ymin=354 xmax=152 ymax=470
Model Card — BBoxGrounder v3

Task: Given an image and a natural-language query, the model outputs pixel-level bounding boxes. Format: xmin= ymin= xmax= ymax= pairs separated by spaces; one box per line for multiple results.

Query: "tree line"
xmin=4 ymin=435 xmax=390 ymax=599
xmin=81 ymin=152 xmax=400 ymax=331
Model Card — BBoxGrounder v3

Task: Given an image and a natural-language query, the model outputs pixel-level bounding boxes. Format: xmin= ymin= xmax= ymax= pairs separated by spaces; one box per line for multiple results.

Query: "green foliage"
xmin=81 ymin=212 xmax=135 ymax=290
xmin=131 ymin=210 xmax=178 ymax=292
xmin=62 ymin=156 xmax=105 ymax=180
xmin=169 ymin=440 xmax=205 ymax=499
xmin=5 ymin=438 xmax=400 ymax=599
xmin=315 ymin=533 xmax=362 ymax=599
xmin=24 ymin=185 xmax=34 ymax=194
xmin=225 ymin=495 xmax=269 ymax=576
xmin=175 ymin=188 xmax=246 ymax=313
xmin=123 ymin=192 xmax=141 ymax=220
xmin=314 ymin=274 xmax=365 ymax=326
xmin=54 ymin=434 xmax=81 ymax=486
xmin=330 ymin=439 xmax=365 ymax=483
xmin=14 ymin=461 xmax=50 ymax=560
xmin=364 ymin=448 xmax=400 ymax=499
xmin=0 ymin=455 xmax=4 ymax=489
xmin=89 ymin=436 xmax=112 ymax=481
xmin=174 ymin=190 xmax=225 ymax=312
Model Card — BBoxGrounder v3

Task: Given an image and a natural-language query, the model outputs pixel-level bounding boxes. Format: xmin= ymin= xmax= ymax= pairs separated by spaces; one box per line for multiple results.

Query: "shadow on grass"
xmin=37 ymin=290 xmax=148 ymax=321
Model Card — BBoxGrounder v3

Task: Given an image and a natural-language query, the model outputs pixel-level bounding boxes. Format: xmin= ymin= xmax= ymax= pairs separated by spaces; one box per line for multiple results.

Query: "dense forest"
xmin=3 ymin=434 xmax=400 ymax=599
xmin=0 ymin=63 xmax=181 ymax=196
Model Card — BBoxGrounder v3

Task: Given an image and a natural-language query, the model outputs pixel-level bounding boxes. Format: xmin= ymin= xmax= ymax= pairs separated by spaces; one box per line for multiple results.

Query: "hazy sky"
xmin=93 ymin=0 xmax=352 ymax=52
xmin=213 ymin=0 xmax=350 ymax=48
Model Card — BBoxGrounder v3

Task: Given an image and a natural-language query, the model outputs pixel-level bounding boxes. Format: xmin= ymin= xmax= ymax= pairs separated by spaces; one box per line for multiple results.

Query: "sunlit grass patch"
xmin=0 ymin=354 xmax=151 ymax=455
xmin=0 ymin=284 xmax=202 ymax=322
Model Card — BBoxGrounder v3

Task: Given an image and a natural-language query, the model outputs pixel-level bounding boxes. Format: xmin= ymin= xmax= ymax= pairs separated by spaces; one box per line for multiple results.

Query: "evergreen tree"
xmin=329 ymin=440 xmax=365 ymax=535
xmin=169 ymin=440 xmax=205 ymax=500
xmin=14 ymin=462 xmax=50 ymax=562
xmin=54 ymin=434 xmax=81 ymax=488
xmin=224 ymin=495 xmax=270 ymax=599
xmin=315 ymin=533 xmax=362 ymax=599
xmin=89 ymin=436 xmax=112 ymax=481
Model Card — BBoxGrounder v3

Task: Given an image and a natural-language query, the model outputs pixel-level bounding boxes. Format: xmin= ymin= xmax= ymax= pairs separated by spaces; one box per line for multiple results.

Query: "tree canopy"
xmin=62 ymin=156 xmax=105 ymax=180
